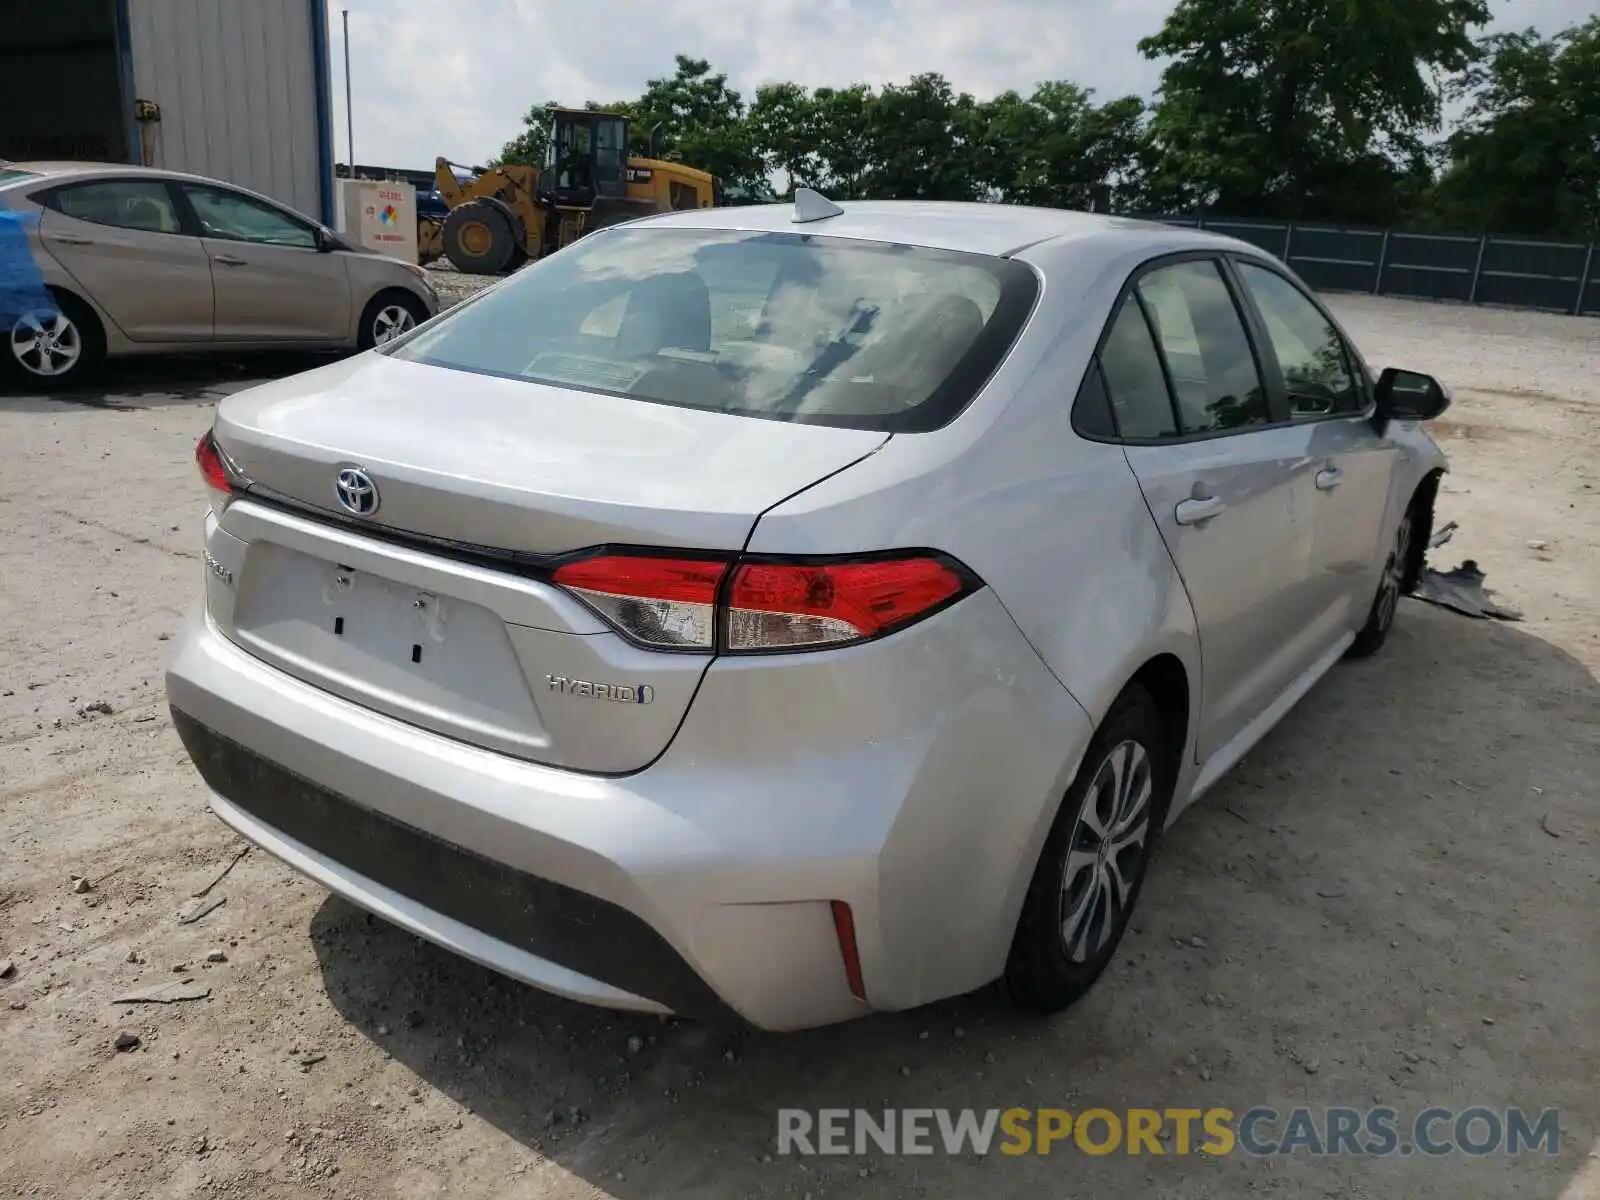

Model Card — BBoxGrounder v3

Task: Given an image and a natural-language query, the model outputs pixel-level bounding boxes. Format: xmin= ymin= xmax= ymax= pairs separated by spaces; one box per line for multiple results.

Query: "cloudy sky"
xmin=327 ymin=0 xmax=1593 ymax=171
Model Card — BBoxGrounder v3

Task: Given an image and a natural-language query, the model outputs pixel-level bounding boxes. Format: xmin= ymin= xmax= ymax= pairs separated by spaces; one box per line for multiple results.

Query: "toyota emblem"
xmin=334 ymin=466 xmax=379 ymax=516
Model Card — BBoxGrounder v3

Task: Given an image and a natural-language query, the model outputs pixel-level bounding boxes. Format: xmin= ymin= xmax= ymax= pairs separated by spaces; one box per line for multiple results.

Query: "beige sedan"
xmin=0 ymin=162 xmax=439 ymax=387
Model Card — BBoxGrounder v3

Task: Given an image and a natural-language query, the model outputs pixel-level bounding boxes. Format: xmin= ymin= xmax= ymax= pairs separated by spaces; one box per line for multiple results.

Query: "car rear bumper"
xmin=165 ymin=591 xmax=1090 ymax=1031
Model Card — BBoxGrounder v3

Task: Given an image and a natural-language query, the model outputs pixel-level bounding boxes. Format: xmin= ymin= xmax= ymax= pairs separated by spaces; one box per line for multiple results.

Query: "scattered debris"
xmin=1526 ymin=539 xmax=1550 ymax=551
xmin=1427 ymin=520 xmax=1458 ymax=550
xmin=77 ymin=700 xmax=115 ymax=718
xmin=9 ymin=1000 xmax=25 ymax=1011
xmin=176 ymin=895 xmax=226 ymax=925
xmin=627 ymin=1035 xmax=644 ymax=1054
xmin=114 ymin=980 xmax=212 ymax=1005
xmin=1541 ymin=814 xmax=1564 ymax=839
xmin=125 ymin=950 xmax=142 ymax=964
xmin=191 ymin=846 xmax=250 ymax=898
xmin=73 ymin=876 xmax=92 ymax=894
xmin=1414 ymin=560 xmax=1522 ymax=621
xmin=206 ymin=950 xmax=228 ymax=963
xmin=1316 ymin=884 xmax=1347 ymax=899
xmin=114 ymin=1032 xmax=141 ymax=1052
xmin=299 ymin=1053 xmax=326 ymax=1068
xmin=0 ymin=959 xmax=14 ymax=980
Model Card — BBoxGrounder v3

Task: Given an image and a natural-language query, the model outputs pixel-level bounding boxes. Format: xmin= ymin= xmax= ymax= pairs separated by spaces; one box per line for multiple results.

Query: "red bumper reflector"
xmin=830 ymin=900 xmax=867 ymax=1002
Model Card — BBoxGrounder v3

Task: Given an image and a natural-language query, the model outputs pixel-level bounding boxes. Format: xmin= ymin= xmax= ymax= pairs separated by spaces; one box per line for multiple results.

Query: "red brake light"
xmin=549 ymin=550 xmax=976 ymax=654
xmin=195 ymin=431 xmax=233 ymax=493
xmin=726 ymin=557 xmax=969 ymax=650
xmin=551 ymin=554 xmax=728 ymax=650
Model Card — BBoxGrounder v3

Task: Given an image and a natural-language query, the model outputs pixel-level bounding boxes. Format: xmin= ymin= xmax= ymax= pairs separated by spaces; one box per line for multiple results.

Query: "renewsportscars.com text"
xmin=777 ymin=1106 xmax=1560 ymax=1158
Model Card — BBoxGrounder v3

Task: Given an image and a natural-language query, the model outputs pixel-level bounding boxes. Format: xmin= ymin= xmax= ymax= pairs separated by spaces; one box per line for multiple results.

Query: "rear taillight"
xmin=195 ymin=430 xmax=244 ymax=514
xmin=552 ymin=554 xmax=728 ymax=650
xmin=551 ymin=550 xmax=976 ymax=654
xmin=726 ymin=557 xmax=969 ymax=650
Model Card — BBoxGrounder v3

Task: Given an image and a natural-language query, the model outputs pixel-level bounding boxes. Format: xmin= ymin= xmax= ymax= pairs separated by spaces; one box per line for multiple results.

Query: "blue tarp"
xmin=0 ymin=211 xmax=56 ymax=326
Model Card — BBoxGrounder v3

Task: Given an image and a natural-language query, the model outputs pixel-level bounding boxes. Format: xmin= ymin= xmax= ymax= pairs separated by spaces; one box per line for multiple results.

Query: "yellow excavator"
xmin=417 ymin=107 xmax=723 ymax=274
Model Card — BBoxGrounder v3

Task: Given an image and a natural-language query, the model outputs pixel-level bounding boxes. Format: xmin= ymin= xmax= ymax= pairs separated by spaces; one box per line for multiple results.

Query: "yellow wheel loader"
xmin=417 ymin=107 xmax=723 ymax=274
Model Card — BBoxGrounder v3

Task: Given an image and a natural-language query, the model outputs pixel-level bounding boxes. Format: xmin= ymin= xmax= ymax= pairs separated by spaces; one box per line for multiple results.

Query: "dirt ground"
xmin=2 ymin=293 xmax=1597 ymax=1200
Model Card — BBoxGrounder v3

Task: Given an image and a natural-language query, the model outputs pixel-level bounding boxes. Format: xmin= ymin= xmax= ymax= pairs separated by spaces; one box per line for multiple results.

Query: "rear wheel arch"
xmin=1127 ymin=653 xmax=1190 ymax=798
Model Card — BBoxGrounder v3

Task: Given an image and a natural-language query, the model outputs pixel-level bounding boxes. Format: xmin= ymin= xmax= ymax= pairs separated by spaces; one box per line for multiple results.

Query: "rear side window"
xmin=1136 ymin=260 xmax=1270 ymax=435
xmin=50 ymin=179 xmax=183 ymax=234
xmin=389 ymin=226 xmax=1040 ymax=432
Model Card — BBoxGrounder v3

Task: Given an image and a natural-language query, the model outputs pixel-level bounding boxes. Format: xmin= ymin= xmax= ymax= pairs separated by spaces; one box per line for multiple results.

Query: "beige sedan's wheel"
xmin=10 ymin=308 xmax=83 ymax=379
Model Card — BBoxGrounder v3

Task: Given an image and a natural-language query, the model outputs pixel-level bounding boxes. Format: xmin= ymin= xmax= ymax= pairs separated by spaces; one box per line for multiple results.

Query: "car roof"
xmin=628 ymin=198 xmax=1250 ymax=260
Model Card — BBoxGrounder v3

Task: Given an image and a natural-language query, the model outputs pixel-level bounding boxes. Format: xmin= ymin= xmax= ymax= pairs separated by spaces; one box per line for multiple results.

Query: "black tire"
xmin=1346 ymin=494 xmax=1423 ymax=660
xmin=1003 ymin=684 xmax=1170 ymax=1013
xmin=357 ymin=289 xmax=430 ymax=350
xmin=441 ymin=201 xmax=516 ymax=275
xmin=4 ymin=289 xmax=104 ymax=390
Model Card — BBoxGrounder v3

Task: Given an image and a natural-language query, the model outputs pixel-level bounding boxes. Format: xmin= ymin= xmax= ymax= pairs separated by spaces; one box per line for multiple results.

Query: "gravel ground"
xmin=1 ymin=293 xmax=1597 ymax=1200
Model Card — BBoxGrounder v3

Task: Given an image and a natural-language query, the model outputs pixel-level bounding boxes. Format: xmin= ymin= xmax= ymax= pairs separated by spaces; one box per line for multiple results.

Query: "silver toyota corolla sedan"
xmin=165 ymin=193 xmax=1451 ymax=1031
xmin=0 ymin=162 xmax=438 ymax=388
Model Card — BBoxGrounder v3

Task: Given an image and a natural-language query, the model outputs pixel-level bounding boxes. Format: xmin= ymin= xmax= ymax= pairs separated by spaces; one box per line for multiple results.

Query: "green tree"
xmin=496 ymin=100 xmax=561 ymax=167
xmin=631 ymin=55 xmax=765 ymax=190
xmin=862 ymin=73 xmax=982 ymax=201
xmin=973 ymin=83 xmax=1148 ymax=210
xmin=810 ymin=85 xmax=876 ymax=199
xmin=1139 ymin=0 xmax=1491 ymax=221
xmin=747 ymin=81 xmax=819 ymax=194
xmin=1432 ymin=17 xmax=1600 ymax=238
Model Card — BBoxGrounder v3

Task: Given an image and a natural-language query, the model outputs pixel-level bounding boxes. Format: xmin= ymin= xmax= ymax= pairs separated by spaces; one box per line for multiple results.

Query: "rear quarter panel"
xmin=747 ymin=233 xmax=1204 ymax=819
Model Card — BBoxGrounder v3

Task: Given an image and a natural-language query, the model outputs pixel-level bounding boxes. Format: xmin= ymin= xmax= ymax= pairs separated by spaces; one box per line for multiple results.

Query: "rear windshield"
xmin=390 ymin=226 xmax=1039 ymax=432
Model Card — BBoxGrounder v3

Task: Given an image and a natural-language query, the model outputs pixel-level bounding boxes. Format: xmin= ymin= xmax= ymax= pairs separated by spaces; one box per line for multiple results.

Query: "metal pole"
xmin=1468 ymin=234 xmax=1487 ymax=304
xmin=1374 ymin=229 xmax=1390 ymax=294
xmin=1575 ymin=242 xmax=1595 ymax=317
xmin=1282 ymin=222 xmax=1294 ymax=262
xmin=342 ymin=10 xmax=354 ymax=173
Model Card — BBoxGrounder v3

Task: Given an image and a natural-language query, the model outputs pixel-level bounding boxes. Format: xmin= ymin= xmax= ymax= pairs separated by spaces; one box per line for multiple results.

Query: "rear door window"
xmin=1135 ymin=260 xmax=1271 ymax=435
xmin=49 ymin=179 xmax=184 ymax=234
xmin=1098 ymin=296 xmax=1179 ymax=439
xmin=389 ymin=226 xmax=1039 ymax=432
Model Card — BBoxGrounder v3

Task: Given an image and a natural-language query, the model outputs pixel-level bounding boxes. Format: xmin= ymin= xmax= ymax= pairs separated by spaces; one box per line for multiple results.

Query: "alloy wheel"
xmin=10 ymin=309 xmax=82 ymax=378
xmin=371 ymin=304 xmax=417 ymax=345
xmin=1058 ymin=739 xmax=1155 ymax=963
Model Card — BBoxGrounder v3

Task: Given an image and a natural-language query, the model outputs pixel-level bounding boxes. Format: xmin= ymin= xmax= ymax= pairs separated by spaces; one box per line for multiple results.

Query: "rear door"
xmin=1231 ymin=259 xmax=1396 ymax=636
xmin=177 ymin=183 xmax=352 ymax=342
xmin=37 ymin=177 xmax=213 ymax=341
xmin=1108 ymin=257 xmax=1324 ymax=763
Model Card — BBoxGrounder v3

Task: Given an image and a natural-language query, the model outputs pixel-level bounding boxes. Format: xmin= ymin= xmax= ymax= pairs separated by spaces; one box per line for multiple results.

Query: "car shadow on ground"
xmin=308 ymin=601 xmax=1598 ymax=1197
xmin=0 ymin=351 xmax=341 ymax=411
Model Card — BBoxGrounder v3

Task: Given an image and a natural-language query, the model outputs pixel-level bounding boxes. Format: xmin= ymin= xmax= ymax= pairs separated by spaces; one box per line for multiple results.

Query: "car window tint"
xmin=1098 ymin=296 xmax=1177 ymax=439
xmin=1236 ymin=262 xmax=1361 ymax=418
xmin=1071 ymin=361 xmax=1118 ymax=438
xmin=1136 ymin=261 xmax=1270 ymax=435
xmin=387 ymin=226 xmax=1039 ymax=433
xmin=53 ymin=180 xmax=182 ymax=235
xmin=183 ymin=186 xmax=316 ymax=249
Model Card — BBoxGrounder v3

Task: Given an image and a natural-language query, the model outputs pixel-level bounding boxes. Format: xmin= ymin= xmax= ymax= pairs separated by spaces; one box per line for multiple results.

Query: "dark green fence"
xmin=1148 ymin=214 xmax=1599 ymax=318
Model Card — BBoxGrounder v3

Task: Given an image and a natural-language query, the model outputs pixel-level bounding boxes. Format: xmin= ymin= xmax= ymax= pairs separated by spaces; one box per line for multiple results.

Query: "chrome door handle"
xmin=1174 ymin=495 xmax=1227 ymax=526
xmin=213 ymin=254 xmax=248 ymax=266
xmin=1315 ymin=467 xmax=1343 ymax=491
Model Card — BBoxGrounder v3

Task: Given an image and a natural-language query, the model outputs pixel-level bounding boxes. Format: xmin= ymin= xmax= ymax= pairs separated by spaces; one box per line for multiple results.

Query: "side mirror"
xmin=314 ymin=227 xmax=337 ymax=253
xmin=1374 ymin=367 xmax=1450 ymax=424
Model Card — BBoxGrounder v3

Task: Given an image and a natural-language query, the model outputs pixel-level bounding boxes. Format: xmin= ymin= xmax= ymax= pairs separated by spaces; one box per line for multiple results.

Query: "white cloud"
xmin=327 ymin=0 xmax=1595 ymax=170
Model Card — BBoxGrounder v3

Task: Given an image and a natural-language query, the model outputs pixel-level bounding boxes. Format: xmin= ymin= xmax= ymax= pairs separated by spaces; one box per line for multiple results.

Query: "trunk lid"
xmin=205 ymin=353 xmax=887 ymax=773
xmin=214 ymin=353 xmax=887 ymax=554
